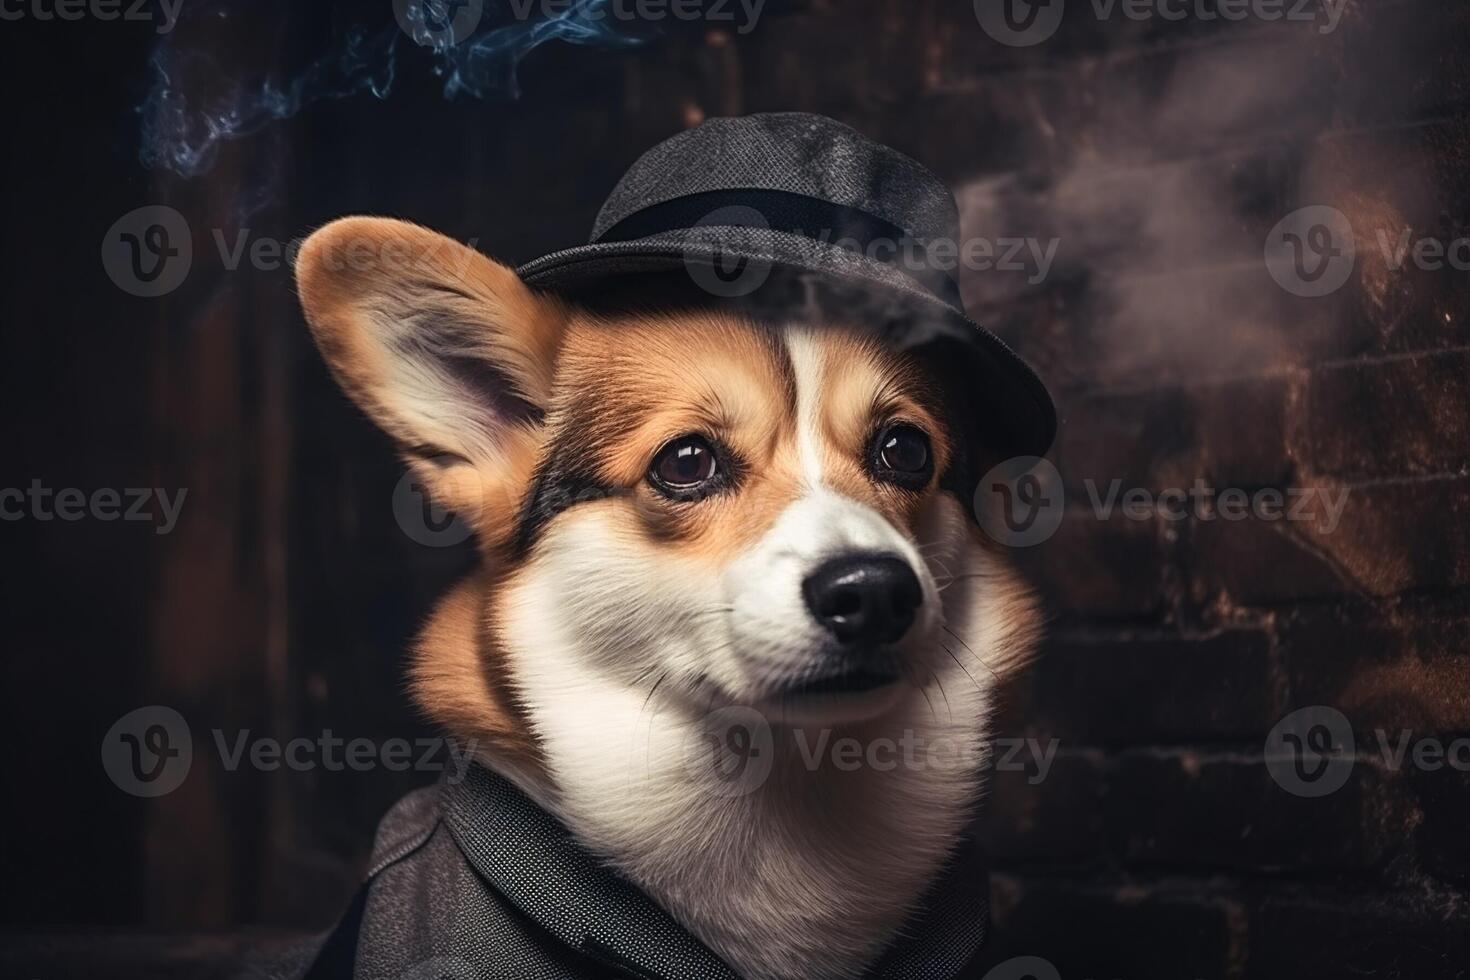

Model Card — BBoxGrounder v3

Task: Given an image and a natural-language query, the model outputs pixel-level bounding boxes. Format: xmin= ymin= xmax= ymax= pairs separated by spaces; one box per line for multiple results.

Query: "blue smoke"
xmin=437 ymin=1 xmax=643 ymax=100
xmin=140 ymin=26 xmax=398 ymax=178
xmin=139 ymin=0 xmax=643 ymax=178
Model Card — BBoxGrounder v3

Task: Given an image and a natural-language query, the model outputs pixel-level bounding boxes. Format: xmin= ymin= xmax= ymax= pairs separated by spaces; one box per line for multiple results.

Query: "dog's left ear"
xmin=295 ymin=216 xmax=569 ymax=546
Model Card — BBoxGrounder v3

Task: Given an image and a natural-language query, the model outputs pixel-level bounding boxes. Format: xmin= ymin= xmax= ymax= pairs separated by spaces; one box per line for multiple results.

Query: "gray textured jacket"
xmin=299 ymin=763 xmax=990 ymax=980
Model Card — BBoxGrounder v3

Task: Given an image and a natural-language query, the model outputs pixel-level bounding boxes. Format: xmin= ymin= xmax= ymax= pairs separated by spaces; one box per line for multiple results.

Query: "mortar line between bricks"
xmin=1058 ymin=479 xmax=1358 ymax=496
xmin=1325 ymin=469 xmax=1470 ymax=489
xmin=1088 ymin=256 xmax=1269 ymax=285
xmin=1310 ymin=342 xmax=1470 ymax=370
xmin=986 ymin=868 xmax=1468 ymax=894
xmin=1045 ymin=623 xmax=1273 ymax=644
xmin=932 ymin=0 xmax=1445 ymax=90
xmin=932 ymin=24 xmax=1339 ymax=89
xmin=1084 ymin=740 xmax=1470 ymax=761
xmin=1107 ymin=745 xmax=1295 ymax=761
xmin=989 ymin=739 xmax=1271 ymax=755
xmin=1092 ymin=108 xmax=1466 ymax=175
xmin=1026 ymin=239 xmax=1453 ymax=287
xmin=987 ymin=863 xmax=1467 ymax=897
xmin=946 ymin=112 xmax=1466 ymax=188
xmin=1046 ymin=344 xmax=1470 ymax=400
xmin=1170 ymin=582 xmax=1470 ymax=615
xmin=1044 ymin=368 xmax=1304 ymax=400
xmin=968 ymin=111 xmax=1461 ymax=177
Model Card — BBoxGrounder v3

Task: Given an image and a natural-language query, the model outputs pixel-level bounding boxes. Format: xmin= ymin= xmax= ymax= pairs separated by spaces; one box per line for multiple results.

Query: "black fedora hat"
xmin=517 ymin=112 xmax=1056 ymax=459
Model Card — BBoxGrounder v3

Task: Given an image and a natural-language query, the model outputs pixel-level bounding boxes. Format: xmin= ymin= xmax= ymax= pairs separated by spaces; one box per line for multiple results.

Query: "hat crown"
xmin=591 ymin=112 xmax=960 ymax=246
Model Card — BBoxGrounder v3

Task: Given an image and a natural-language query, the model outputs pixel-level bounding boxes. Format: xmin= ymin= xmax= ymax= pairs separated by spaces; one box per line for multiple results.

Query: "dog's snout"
xmin=802 ymin=554 xmax=922 ymax=646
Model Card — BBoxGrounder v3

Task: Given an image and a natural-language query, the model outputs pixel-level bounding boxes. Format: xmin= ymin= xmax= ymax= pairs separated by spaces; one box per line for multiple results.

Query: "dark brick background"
xmin=1 ymin=0 xmax=1467 ymax=977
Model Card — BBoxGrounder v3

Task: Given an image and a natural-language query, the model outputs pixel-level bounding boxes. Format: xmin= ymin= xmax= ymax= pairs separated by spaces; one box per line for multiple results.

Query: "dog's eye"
xmin=873 ymin=423 xmax=933 ymax=487
xmin=649 ymin=436 xmax=719 ymax=496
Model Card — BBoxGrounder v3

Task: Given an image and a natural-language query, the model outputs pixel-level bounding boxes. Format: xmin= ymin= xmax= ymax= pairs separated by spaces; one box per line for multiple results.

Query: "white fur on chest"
xmin=501 ymin=579 xmax=997 ymax=980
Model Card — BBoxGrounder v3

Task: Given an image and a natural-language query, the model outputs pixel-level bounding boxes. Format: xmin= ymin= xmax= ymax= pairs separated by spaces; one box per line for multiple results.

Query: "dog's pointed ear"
xmin=295 ymin=216 xmax=569 ymax=544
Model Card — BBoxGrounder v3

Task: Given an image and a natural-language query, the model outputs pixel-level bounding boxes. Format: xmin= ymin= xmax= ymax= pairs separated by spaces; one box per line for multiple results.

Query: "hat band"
xmin=594 ymin=188 xmax=963 ymax=307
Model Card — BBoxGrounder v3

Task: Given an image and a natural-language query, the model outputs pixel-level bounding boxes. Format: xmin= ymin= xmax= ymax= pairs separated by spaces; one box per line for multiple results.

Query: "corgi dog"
xmin=294 ymin=216 xmax=1041 ymax=980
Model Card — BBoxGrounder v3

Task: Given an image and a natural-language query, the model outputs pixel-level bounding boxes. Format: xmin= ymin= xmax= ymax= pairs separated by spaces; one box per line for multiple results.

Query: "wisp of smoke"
xmin=139 ymin=0 xmax=642 ymax=179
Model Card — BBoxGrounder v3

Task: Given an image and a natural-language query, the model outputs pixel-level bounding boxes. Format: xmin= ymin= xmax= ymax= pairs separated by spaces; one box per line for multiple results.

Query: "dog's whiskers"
xmin=936 ymin=570 xmax=994 ymax=584
xmin=925 ymin=555 xmax=956 ymax=583
xmin=636 ymin=670 xmax=672 ymax=769
xmin=928 ymin=668 xmax=953 ymax=723
xmin=904 ymin=663 xmax=938 ymax=723
xmin=939 ymin=638 xmax=985 ymax=695
xmin=687 ymin=606 xmax=735 ymax=620
xmin=935 ymin=570 xmax=1000 ymax=594
xmin=943 ymin=625 xmax=1001 ymax=682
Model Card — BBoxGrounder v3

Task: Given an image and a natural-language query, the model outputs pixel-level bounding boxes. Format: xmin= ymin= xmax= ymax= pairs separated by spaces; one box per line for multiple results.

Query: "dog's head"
xmin=296 ymin=217 xmax=1038 ymax=764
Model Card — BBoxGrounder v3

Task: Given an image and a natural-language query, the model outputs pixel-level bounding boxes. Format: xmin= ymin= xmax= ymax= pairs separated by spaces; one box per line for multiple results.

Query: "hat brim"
xmin=517 ymin=226 xmax=1056 ymax=459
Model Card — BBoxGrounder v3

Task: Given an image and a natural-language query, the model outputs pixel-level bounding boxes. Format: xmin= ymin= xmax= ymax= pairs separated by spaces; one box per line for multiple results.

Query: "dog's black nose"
xmin=802 ymin=554 xmax=923 ymax=646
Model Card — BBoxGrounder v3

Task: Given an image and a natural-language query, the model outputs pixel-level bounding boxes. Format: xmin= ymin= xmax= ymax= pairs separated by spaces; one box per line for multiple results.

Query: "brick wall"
xmin=872 ymin=0 xmax=1470 ymax=974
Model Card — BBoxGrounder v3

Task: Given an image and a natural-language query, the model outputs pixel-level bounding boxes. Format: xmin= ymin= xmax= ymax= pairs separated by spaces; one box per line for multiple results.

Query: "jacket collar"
xmin=441 ymin=763 xmax=988 ymax=980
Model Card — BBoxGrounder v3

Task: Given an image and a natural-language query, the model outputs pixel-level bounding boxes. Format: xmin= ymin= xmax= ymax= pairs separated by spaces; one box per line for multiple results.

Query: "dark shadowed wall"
xmin=1 ymin=0 xmax=1467 ymax=976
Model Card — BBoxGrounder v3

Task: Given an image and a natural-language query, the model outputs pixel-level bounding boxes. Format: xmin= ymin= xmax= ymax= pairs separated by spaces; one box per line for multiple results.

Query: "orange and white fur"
xmin=296 ymin=217 xmax=1040 ymax=980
